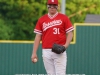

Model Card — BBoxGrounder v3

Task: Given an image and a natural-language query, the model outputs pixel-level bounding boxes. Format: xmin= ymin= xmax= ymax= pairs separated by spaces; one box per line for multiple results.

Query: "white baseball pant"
xmin=42 ymin=49 xmax=67 ymax=75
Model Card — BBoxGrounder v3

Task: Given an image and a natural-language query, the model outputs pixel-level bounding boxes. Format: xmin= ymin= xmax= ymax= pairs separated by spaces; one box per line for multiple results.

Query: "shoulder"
xmin=58 ymin=13 xmax=69 ymax=19
xmin=38 ymin=14 xmax=48 ymax=20
xmin=36 ymin=14 xmax=48 ymax=24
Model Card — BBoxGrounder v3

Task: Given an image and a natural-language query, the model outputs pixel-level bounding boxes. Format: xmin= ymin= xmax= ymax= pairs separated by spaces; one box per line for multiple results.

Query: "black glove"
xmin=52 ymin=43 xmax=66 ymax=54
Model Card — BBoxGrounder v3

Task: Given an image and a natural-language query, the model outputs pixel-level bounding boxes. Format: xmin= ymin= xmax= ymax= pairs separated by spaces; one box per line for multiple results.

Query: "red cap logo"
xmin=47 ymin=0 xmax=58 ymax=5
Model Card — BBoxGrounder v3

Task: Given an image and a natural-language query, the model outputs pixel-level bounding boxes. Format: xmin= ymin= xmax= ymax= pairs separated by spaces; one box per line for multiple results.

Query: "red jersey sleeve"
xmin=34 ymin=18 xmax=42 ymax=35
xmin=64 ymin=16 xmax=74 ymax=33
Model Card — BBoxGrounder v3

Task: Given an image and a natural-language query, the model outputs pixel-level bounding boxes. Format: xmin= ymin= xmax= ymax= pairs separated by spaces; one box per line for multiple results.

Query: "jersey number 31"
xmin=53 ymin=28 xmax=60 ymax=34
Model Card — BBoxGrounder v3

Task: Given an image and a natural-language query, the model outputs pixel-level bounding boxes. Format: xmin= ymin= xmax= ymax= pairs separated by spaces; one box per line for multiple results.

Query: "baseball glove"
xmin=52 ymin=43 xmax=66 ymax=54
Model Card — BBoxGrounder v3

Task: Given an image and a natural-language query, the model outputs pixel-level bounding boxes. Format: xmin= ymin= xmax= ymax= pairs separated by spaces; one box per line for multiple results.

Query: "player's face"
xmin=47 ymin=4 xmax=58 ymax=15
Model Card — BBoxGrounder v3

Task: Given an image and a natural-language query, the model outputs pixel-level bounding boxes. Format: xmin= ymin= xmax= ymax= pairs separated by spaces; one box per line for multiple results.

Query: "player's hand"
xmin=31 ymin=53 xmax=38 ymax=63
xmin=63 ymin=45 xmax=68 ymax=49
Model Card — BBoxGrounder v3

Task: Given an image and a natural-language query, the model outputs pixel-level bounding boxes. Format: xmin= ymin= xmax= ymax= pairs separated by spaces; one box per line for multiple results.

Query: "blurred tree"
xmin=0 ymin=18 xmax=14 ymax=39
xmin=66 ymin=1 xmax=100 ymax=23
xmin=0 ymin=0 xmax=100 ymax=40
xmin=0 ymin=0 xmax=48 ymax=40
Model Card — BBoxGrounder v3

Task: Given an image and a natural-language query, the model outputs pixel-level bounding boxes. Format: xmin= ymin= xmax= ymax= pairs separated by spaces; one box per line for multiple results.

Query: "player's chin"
xmin=50 ymin=11 xmax=56 ymax=14
xmin=49 ymin=9 xmax=56 ymax=12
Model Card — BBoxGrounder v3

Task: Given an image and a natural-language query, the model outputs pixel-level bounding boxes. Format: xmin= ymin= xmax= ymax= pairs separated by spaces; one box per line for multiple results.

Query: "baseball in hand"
xmin=34 ymin=58 xmax=37 ymax=63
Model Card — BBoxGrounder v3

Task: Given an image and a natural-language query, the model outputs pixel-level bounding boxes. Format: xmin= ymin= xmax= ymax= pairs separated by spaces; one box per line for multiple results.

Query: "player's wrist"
xmin=63 ymin=44 xmax=68 ymax=49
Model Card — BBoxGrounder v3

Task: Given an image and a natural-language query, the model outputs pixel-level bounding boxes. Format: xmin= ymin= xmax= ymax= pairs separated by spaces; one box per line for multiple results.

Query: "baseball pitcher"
xmin=31 ymin=0 xmax=74 ymax=75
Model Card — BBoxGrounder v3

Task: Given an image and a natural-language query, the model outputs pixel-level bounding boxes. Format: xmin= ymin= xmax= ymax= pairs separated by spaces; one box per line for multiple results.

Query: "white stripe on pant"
xmin=42 ymin=49 xmax=67 ymax=75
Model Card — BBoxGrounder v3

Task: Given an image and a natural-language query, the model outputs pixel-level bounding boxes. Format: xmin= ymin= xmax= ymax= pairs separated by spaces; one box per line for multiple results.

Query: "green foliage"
xmin=0 ymin=18 xmax=14 ymax=39
xmin=0 ymin=0 xmax=45 ymax=40
xmin=66 ymin=1 xmax=100 ymax=23
xmin=0 ymin=0 xmax=100 ymax=40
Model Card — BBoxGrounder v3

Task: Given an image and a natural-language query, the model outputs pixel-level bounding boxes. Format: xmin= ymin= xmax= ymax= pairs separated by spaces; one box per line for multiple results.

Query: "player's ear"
xmin=47 ymin=5 xmax=50 ymax=9
xmin=54 ymin=5 xmax=59 ymax=9
xmin=57 ymin=4 xmax=60 ymax=11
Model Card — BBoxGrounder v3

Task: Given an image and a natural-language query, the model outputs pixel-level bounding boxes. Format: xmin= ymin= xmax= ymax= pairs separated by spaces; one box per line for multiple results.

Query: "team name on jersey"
xmin=43 ymin=20 xmax=62 ymax=31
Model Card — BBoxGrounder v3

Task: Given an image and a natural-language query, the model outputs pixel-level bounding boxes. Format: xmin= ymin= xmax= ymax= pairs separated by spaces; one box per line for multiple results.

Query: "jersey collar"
xmin=48 ymin=12 xmax=58 ymax=19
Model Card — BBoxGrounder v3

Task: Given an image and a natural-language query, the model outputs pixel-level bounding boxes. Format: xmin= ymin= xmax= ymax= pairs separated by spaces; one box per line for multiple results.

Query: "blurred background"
xmin=0 ymin=0 xmax=100 ymax=40
xmin=0 ymin=0 xmax=100 ymax=75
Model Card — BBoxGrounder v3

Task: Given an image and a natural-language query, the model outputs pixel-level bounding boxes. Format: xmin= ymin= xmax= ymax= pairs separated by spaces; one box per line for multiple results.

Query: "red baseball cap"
xmin=47 ymin=0 xmax=58 ymax=5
